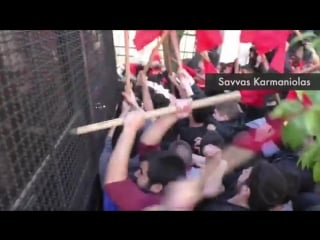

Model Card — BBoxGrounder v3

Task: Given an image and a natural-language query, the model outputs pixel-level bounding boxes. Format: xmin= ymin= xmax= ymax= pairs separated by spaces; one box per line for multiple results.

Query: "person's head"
xmin=235 ymin=160 xmax=288 ymax=211
xmin=208 ymin=49 xmax=220 ymax=66
xmin=249 ymin=46 xmax=258 ymax=67
xmin=220 ymin=62 xmax=234 ymax=73
xmin=189 ymin=96 xmax=212 ymax=124
xmin=213 ymin=101 xmax=242 ymax=122
xmin=272 ymin=160 xmax=301 ymax=204
xmin=200 ymin=130 xmax=225 ymax=156
xmin=190 ymin=107 xmax=212 ymax=124
xmin=134 ymin=151 xmax=186 ymax=194
xmin=187 ymin=53 xmax=205 ymax=78
xmin=187 ymin=53 xmax=203 ymax=70
xmin=168 ymin=140 xmax=193 ymax=169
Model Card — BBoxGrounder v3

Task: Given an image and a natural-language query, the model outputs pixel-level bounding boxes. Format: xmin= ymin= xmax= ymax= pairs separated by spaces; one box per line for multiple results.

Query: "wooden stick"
xmin=124 ymin=30 xmax=131 ymax=88
xmin=170 ymin=30 xmax=182 ymax=70
xmin=70 ymin=91 xmax=241 ymax=135
xmin=143 ymin=30 xmax=170 ymax=74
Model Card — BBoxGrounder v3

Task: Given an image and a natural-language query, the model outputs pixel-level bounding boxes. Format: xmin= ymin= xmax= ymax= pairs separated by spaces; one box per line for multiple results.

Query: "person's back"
xmin=267 ymin=150 xmax=315 ymax=193
xmin=292 ymin=192 xmax=320 ymax=211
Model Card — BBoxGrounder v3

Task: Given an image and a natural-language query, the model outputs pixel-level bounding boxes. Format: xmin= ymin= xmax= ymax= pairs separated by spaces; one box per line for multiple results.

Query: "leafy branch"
xmin=271 ymin=91 xmax=320 ymax=182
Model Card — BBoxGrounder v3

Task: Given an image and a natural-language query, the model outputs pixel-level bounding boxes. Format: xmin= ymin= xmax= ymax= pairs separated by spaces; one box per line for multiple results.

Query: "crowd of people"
xmin=99 ymin=31 xmax=320 ymax=211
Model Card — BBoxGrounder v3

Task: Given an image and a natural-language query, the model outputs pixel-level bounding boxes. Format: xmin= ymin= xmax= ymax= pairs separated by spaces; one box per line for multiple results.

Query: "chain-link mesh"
xmin=0 ymin=30 xmax=118 ymax=210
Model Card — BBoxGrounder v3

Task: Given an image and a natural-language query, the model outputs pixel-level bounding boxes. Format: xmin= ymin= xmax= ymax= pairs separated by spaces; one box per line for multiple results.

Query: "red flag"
xmin=203 ymin=59 xmax=217 ymax=74
xmin=133 ymin=30 xmax=162 ymax=51
xmin=270 ymin=42 xmax=286 ymax=73
xmin=183 ymin=64 xmax=197 ymax=77
xmin=240 ymin=90 xmax=279 ymax=107
xmin=253 ymin=30 xmax=291 ymax=54
xmin=195 ymin=30 xmax=222 ymax=52
xmin=286 ymin=90 xmax=313 ymax=107
xmin=130 ymin=63 xmax=139 ymax=76
xmin=240 ymin=30 xmax=256 ymax=43
xmin=233 ymin=117 xmax=283 ymax=153
xmin=152 ymin=50 xmax=161 ymax=62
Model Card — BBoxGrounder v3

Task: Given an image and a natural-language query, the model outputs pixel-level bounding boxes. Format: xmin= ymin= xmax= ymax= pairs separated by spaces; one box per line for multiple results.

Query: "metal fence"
xmin=0 ymin=30 xmax=118 ymax=210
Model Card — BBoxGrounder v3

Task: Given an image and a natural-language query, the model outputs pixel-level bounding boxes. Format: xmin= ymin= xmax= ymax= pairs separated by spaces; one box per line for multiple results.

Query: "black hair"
xmin=240 ymin=64 xmax=254 ymax=73
xmin=199 ymin=130 xmax=225 ymax=155
xmin=194 ymin=198 xmax=249 ymax=211
xmin=220 ymin=62 xmax=235 ymax=73
xmin=191 ymin=96 xmax=212 ymax=123
xmin=288 ymin=40 xmax=313 ymax=63
xmin=145 ymin=150 xmax=186 ymax=186
xmin=208 ymin=49 xmax=220 ymax=66
xmin=192 ymin=107 xmax=212 ymax=124
xmin=247 ymin=161 xmax=288 ymax=211
xmin=273 ymin=160 xmax=301 ymax=203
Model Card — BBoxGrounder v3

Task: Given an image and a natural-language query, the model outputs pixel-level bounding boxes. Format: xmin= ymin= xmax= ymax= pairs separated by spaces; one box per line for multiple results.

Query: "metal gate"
xmin=0 ymin=30 xmax=118 ymax=210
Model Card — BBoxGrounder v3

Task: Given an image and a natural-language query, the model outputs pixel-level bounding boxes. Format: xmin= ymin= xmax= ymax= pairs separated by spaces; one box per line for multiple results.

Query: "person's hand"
xmin=169 ymin=72 xmax=192 ymax=98
xmin=162 ymin=179 xmax=203 ymax=211
xmin=171 ymin=98 xmax=192 ymax=119
xmin=168 ymin=72 xmax=180 ymax=88
xmin=203 ymin=144 xmax=222 ymax=160
xmin=202 ymin=159 xmax=228 ymax=198
xmin=177 ymin=69 xmax=195 ymax=86
xmin=122 ymin=88 xmax=139 ymax=109
xmin=121 ymin=100 xmax=131 ymax=114
xmin=143 ymin=205 xmax=166 ymax=211
xmin=137 ymin=71 xmax=148 ymax=87
xmin=123 ymin=109 xmax=146 ymax=132
xmin=207 ymin=124 xmax=216 ymax=131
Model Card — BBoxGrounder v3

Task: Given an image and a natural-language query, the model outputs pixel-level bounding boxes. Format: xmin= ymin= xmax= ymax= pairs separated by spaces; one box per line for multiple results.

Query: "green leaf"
xmin=312 ymin=38 xmax=320 ymax=53
xmin=313 ymin=162 xmax=320 ymax=182
xmin=298 ymin=142 xmax=319 ymax=169
xmin=290 ymin=31 xmax=317 ymax=46
xmin=270 ymin=100 xmax=304 ymax=119
xmin=304 ymin=107 xmax=320 ymax=135
xmin=305 ymin=91 xmax=320 ymax=105
xmin=282 ymin=115 xmax=308 ymax=151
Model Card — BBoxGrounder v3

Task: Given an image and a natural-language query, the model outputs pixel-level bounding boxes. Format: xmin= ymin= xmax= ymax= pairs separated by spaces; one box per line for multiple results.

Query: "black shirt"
xmin=177 ymin=119 xmax=208 ymax=155
xmin=194 ymin=198 xmax=249 ymax=211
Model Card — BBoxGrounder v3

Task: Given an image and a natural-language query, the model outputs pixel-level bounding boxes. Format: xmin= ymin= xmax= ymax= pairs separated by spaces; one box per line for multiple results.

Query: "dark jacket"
xmin=208 ymin=113 xmax=249 ymax=144
xmin=267 ymin=150 xmax=315 ymax=193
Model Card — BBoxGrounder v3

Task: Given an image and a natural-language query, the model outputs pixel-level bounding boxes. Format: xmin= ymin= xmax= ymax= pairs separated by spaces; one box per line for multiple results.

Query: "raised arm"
xmin=105 ymin=108 xmax=146 ymax=184
xmin=140 ymin=98 xmax=192 ymax=146
xmin=137 ymin=71 xmax=154 ymax=112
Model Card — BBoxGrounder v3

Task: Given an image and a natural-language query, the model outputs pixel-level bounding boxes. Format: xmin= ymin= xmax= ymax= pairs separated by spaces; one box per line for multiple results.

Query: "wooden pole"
xmin=124 ymin=30 xmax=131 ymax=89
xmin=143 ymin=30 xmax=170 ymax=74
xmin=70 ymin=91 xmax=241 ymax=135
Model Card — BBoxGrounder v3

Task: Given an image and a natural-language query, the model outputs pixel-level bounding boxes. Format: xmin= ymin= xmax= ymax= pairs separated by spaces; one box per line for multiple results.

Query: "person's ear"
xmin=150 ymin=183 xmax=163 ymax=194
xmin=240 ymin=185 xmax=251 ymax=199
